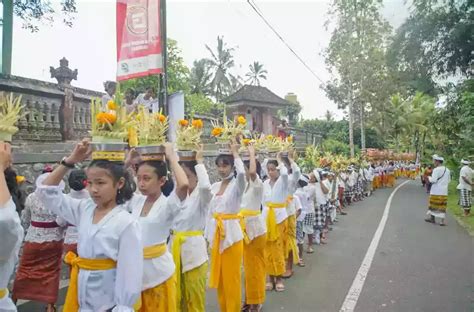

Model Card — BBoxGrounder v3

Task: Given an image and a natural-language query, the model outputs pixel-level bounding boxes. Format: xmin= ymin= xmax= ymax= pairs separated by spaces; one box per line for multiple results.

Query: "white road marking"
xmin=17 ymin=278 xmax=70 ymax=306
xmin=339 ymin=180 xmax=411 ymax=312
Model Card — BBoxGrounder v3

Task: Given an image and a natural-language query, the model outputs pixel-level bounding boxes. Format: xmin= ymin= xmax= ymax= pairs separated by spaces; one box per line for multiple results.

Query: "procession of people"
xmin=0 ymin=93 xmax=471 ymax=312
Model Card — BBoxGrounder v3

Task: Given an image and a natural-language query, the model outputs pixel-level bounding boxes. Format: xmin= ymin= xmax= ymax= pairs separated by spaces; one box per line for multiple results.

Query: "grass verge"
xmin=446 ymin=180 xmax=474 ymax=236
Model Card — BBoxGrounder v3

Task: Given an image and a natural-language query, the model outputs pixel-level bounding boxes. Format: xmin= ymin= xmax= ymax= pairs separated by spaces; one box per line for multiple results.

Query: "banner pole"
xmin=160 ymin=0 xmax=168 ymax=115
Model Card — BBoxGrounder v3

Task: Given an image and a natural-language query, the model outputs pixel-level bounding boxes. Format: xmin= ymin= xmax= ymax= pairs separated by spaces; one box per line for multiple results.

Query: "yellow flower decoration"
xmin=212 ymin=127 xmax=223 ymax=137
xmin=96 ymin=112 xmax=117 ymax=125
xmin=287 ymin=136 xmax=293 ymax=143
xmin=192 ymin=119 xmax=203 ymax=129
xmin=179 ymin=119 xmax=189 ymax=127
xmin=242 ymin=138 xmax=251 ymax=146
xmin=16 ymin=175 xmax=26 ymax=184
xmin=107 ymin=100 xmax=117 ymax=110
xmin=266 ymin=135 xmax=274 ymax=140
xmin=237 ymin=115 xmax=246 ymax=125
xmin=153 ymin=113 xmax=166 ymax=123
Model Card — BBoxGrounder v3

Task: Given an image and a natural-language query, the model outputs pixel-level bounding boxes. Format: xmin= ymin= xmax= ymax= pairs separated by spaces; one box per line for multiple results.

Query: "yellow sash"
xmin=63 ymin=251 xmax=117 ymax=312
xmin=209 ymin=213 xmax=241 ymax=289
xmin=238 ymin=209 xmax=261 ymax=244
xmin=171 ymin=230 xmax=204 ymax=307
xmin=265 ymin=202 xmax=287 ymax=242
xmin=143 ymin=243 xmax=167 ymax=259
xmin=0 ymin=288 xmax=7 ymax=299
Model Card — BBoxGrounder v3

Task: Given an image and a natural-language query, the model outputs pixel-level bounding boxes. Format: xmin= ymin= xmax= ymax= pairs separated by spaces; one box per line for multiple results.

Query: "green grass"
xmin=446 ymin=180 xmax=474 ymax=236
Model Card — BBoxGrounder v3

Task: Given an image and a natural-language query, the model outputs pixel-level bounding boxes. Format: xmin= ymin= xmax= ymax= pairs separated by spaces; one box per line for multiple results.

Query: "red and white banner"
xmin=116 ymin=0 xmax=162 ymax=81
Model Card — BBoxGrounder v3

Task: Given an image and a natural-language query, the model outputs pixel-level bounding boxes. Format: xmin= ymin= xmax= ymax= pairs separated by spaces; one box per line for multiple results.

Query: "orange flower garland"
xmin=179 ymin=119 xmax=189 ymax=127
xmin=192 ymin=119 xmax=203 ymax=129
xmin=211 ymin=127 xmax=223 ymax=137
xmin=96 ymin=112 xmax=117 ymax=125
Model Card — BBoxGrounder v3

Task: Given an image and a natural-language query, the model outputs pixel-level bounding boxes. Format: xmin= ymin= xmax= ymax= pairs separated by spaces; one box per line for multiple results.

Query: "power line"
xmin=246 ymin=0 xmax=326 ymax=86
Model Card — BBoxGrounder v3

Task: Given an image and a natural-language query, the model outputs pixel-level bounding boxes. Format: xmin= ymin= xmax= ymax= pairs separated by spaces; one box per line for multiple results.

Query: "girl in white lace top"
xmin=12 ymin=172 xmax=66 ymax=312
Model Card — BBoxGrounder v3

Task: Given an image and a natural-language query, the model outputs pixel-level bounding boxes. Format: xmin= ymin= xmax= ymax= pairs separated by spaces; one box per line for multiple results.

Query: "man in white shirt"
xmin=457 ymin=159 xmax=472 ymax=216
xmin=134 ymin=87 xmax=158 ymax=113
xmin=425 ymin=155 xmax=451 ymax=226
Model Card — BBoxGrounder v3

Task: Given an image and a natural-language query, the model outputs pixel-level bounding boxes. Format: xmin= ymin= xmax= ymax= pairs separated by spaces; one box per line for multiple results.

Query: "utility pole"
xmin=1 ymin=0 xmax=13 ymax=75
xmin=348 ymin=80 xmax=355 ymax=158
xmin=360 ymin=101 xmax=366 ymax=150
xmin=160 ymin=0 xmax=167 ymax=114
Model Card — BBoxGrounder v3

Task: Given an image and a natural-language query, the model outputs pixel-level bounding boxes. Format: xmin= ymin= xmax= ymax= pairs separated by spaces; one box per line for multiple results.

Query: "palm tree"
xmin=190 ymin=59 xmax=213 ymax=95
xmin=245 ymin=61 xmax=268 ymax=86
xmin=205 ymin=36 xmax=236 ymax=102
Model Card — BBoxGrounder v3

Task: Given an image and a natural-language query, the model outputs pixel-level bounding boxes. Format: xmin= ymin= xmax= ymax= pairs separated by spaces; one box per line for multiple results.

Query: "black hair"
xmin=215 ymin=154 xmax=234 ymax=167
xmin=243 ymin=159 xmax=262 ymax=177
xmin=68 ymin=169 xmax=87 ymax=191
xmin=179 ymin=160 xmax=197 ymax=176
xmin=138 ymin=160 xmax=168 ymax=178
xmin=298 ymin=179 xmax=308 ymax=188
xmin=137 ymin=160 xmax=174 ymax=195
xmin=267 ymin=159 xmax=279 ymax=168
xmin=88 ymin=160 xmax=136 ymax=204
xmin=126 ymin=88 xmax=136 ymax=96
xmin=4 ymin=167 xmax=26 ymax=214
xmin=161 ymin=178 xmax=174 ymax=197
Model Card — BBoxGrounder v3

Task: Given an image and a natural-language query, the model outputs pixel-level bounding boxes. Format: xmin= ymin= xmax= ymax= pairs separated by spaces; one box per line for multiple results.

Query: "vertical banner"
xmin=116 ymin=0 xmax=162 ymax=81
xmin=167 ymin=91 xmax=185 ymax=143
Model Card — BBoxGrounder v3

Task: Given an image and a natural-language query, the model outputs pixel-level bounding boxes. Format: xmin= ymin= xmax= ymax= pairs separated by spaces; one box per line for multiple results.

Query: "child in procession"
xmin=38 ymin=139 xmax=143 ymax=312
xmin=240 ymin=144 xmax=267 ymax=312
xmin=262 ymin=153 xmax=289 ymax=292
xmin=205 ymin=142 xmax=246 ymax=312
xmin=122 ymin=142 xmax=189 ymax=312
xmin=172 ymin=144 xmax=212 ymax=312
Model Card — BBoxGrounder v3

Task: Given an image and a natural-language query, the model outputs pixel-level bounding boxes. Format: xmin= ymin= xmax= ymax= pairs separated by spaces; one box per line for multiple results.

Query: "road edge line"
xmin=339 ymin=180 xmax=411 ymax=312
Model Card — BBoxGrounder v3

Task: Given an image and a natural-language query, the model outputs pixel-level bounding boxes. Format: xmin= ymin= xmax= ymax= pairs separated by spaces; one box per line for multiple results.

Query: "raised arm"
xmin=165 ymin=143 xmax=189 ymax=201
xmin=289 ymin=149 xmax=301 ymax=182
xmin=43 ymin=139 xmax=91 ymax=186
xmin=277 ymin=152 xmax=289 ymax=190
xmin=195 ymin=146 xmax=212 ymax=207
xmin=248 ymin=144 xmax=258 ymax=181
xmin=0 ymin=142 xmax=12 ymax=206
xmin=113 ymin=220 xmax=143 ymax=312
xmin=231 ymin=143 xmax=246 ymax=195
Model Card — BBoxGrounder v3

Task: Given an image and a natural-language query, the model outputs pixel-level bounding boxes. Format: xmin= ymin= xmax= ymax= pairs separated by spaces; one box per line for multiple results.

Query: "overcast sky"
xmin=11 ymin=0 xmax=408 ymax=120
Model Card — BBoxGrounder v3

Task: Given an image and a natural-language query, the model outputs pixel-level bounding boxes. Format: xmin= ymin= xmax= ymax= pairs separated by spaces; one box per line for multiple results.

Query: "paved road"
xmin=17 ymin=179 xmax=473 ymax=312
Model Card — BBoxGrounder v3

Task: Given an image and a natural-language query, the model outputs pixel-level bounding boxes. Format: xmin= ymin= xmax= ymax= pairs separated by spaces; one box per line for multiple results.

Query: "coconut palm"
xmin=190 ymin=59 xmax=213 ymax=96
xmin=245 ymin=61 xmax=268 ymax=86
xmin=205 ymin=36 xmax=236 ymax=102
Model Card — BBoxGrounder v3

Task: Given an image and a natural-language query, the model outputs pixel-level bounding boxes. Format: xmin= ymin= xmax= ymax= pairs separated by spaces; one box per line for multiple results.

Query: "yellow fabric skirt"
xmin=285 ymin=215 xmax=295 ymax=258
xmin=180 ymin=262 xmax=207 ymax=312
xmin=216 ymin=241 xmax=243 ymax=312
xmin=265 ymin=220 xmax=287 ymax=276
xmin=243 ymin=234 xmax=267 ymax=305
xmin=137 ymin=275 xmax=177 ymax=312
xmin=387 ymin=174 xmax=395 ymax=187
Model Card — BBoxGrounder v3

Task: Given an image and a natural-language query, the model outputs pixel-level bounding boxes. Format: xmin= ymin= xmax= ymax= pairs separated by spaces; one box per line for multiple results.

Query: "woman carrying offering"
xmin=123 ymin=143 xmax=189 ymax=312
xmin=282 ymin=149 xmax=301 ymax=278
xmin=262 ymin=152 xmax=289 ymax=292
xmin=240 ymin=143 xmax=267 ymax=312
xmin=37 ymin=139 xmax=143 ymax=312
xmin=205 ymin=142 xmax=246 ymax=312
xmin=172 ymin=144 xmax=211 ymax=312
